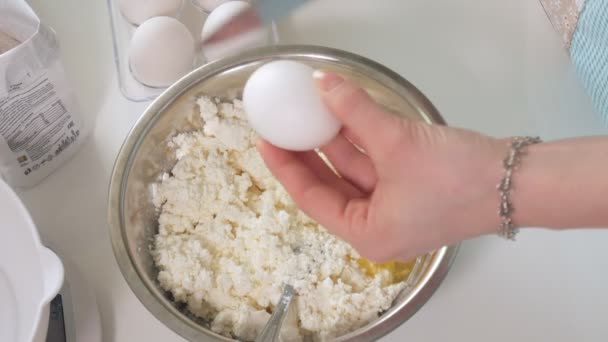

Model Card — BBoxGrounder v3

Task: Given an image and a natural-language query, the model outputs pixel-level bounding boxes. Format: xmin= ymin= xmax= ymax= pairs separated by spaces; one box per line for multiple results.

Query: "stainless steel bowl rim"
xmin=108 ymin=44 xmax=459 ymax=342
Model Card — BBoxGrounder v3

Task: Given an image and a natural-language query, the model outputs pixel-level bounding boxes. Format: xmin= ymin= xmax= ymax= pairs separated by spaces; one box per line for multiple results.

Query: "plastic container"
xmin=0 ymin=178 xmax=65 ymax=342
xmin=107 ymin=0 xmax=279 ymax=102
xmin=191 ymin=0 xmax=249 ymax=13
xmin=0 ymin=0 xmax=89 ymax=189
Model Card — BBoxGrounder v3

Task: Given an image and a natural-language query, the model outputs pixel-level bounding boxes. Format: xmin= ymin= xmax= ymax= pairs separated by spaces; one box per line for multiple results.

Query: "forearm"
xmin=513 ymin=136 xmax=608 ymax=229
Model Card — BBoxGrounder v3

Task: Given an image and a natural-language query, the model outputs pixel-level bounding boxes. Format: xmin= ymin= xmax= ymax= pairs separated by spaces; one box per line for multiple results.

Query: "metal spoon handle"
xmin=255 ymin=284 xmax=296 ymax=342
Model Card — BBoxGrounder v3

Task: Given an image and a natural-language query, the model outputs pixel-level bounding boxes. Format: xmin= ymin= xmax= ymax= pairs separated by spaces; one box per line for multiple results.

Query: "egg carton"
xmin=107 ymin=0 xmax=279 ymax=102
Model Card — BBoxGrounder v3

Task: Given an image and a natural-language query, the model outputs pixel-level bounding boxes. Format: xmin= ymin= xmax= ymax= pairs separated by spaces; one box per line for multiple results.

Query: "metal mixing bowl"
xmin=108 ymin=45 xmax=459 ymax=342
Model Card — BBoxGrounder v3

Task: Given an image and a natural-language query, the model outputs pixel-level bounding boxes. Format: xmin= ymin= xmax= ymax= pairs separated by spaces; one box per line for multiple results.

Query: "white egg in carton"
xmin=107 ymin=0 xmax=279 ymax=102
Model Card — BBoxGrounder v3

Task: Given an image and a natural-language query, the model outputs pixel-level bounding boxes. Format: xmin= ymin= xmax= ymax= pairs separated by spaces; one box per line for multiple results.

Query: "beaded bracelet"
xmin=497 ymin=136 xmax=542 ymax=240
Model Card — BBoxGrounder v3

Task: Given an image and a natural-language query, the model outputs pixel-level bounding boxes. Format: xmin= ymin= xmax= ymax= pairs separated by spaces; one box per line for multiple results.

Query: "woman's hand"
xmin=257 ymin=71 xmax=507 ymax=262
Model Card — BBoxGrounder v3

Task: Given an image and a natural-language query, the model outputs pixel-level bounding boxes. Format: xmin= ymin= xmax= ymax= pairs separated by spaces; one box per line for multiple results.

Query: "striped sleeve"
xmin=570 ymin=0 xmax=608 ymax=125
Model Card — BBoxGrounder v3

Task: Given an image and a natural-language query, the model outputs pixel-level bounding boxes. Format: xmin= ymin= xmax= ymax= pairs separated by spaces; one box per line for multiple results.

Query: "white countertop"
xmin=18 ymin=0 xmax=608 ymax=341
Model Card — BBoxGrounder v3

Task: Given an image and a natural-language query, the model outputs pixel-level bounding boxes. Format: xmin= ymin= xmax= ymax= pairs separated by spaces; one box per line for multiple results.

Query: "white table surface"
xmin=18 ymin=0 xmax=608 ymax=341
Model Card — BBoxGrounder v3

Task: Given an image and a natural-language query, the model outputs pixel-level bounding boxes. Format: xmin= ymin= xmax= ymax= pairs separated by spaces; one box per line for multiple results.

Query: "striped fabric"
xmin=570 ymin=0 xmax=608 ymax=125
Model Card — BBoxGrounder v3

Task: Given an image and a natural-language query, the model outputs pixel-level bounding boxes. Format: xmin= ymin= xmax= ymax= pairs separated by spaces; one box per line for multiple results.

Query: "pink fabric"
xmin=539 ymin=0 xmax=586 ymax=49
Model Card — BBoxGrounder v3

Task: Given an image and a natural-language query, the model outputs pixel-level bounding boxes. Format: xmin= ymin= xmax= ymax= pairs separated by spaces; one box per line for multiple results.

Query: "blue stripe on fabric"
xmin=570 ymin=0 xmax=608 ymax=125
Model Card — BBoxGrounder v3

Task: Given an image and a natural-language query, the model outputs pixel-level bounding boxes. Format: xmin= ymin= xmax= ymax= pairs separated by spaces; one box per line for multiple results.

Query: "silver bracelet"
xmin=497 ymin=136 xmax=542 ymax=240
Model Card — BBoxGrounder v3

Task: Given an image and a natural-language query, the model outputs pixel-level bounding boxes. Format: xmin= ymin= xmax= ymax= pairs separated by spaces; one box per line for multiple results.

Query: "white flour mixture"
xmin=151 ymin=96 xmax=406 ymax=341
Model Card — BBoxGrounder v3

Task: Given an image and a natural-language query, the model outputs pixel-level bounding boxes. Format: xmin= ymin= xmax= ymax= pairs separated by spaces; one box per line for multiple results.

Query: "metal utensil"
xmin=255 ymin=284 xmax=296 ymax=342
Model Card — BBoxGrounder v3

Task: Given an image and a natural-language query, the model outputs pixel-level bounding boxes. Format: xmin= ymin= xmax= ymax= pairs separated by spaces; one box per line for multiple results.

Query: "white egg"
xmin=243 ymin=61 xmax=342 ymax=151
xmin=201 ymin=1 xmax=268 ymax=61
xmin=201 ymin=1 xmax=253 ymax=41
xmin=119 ymin=0 xmax=183 ymax=25
xmin=129 ymin=16 xmax=195 ymax=88
xmin=194 ymin=0 xmax=236 ymax=12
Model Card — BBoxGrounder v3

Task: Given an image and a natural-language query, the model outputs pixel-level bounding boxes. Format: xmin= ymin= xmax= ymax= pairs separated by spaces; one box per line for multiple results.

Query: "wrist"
xmin=508 ymin=137 xmax=608 ymax=230
xmin=454 ymin=135 xmax=608 ymax=241
xmin=471 ymin=137 xmax=537 ymax=238
xmin=454 ymin=136 xmax=510 ymax=239
xmin=508 ymin=142 xmax=549 ymax=229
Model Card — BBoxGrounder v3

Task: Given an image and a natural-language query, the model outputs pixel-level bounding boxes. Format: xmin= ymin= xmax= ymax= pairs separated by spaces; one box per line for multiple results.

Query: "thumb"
xmin=313 ymin=71 xmax=401 ymax=156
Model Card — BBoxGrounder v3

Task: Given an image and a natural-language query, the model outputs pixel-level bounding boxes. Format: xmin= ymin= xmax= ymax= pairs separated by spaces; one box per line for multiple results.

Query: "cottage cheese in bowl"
xmin=151 ymin=95 xmax=413 ymax=341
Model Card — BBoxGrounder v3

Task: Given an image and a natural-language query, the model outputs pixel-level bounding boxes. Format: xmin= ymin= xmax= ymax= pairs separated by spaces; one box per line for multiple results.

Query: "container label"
xmin=0 ymin=71 xmax=81 ymax=177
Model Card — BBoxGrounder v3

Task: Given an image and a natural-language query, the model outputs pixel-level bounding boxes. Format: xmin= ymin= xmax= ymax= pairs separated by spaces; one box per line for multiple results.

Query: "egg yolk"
xmin=356 ymin=258 xmax=417 ymax=284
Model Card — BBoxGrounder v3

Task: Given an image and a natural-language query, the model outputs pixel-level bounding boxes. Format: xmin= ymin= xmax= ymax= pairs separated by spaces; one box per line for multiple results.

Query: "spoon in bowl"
xmin=255 ymin=284 xmax=296 ymax=342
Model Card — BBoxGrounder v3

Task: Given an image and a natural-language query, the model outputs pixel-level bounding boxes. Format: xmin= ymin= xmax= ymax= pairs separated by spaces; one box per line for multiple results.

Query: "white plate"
xmin=0 ymin=179 xmax=64 ymax=342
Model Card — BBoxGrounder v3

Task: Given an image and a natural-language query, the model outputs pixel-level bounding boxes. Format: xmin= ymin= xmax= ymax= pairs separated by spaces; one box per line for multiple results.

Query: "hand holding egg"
xmin=243 ymin=61 xmax=342 ymax=151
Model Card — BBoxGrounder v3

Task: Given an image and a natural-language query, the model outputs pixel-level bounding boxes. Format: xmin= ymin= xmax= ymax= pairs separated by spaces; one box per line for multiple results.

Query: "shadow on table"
xmin=30 ymin=0 xmax=114 ymax=131
xmin=441 ymin=238 xmax=493 ymax=285
xmin=17 ymin=138 xmax=118 ymax=342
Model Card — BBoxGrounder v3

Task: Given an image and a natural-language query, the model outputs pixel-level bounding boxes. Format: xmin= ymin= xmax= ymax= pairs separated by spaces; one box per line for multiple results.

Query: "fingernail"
xmin=313 ymin=70 xmax=344 ymax=91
